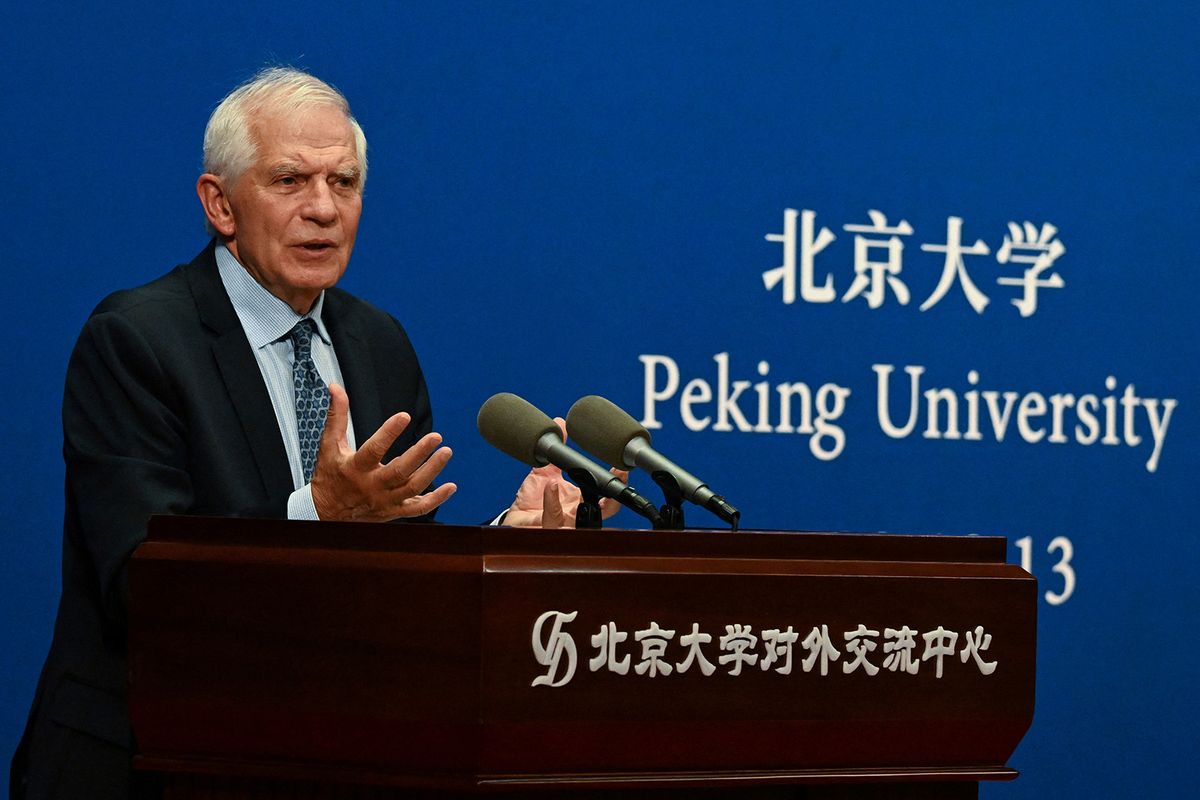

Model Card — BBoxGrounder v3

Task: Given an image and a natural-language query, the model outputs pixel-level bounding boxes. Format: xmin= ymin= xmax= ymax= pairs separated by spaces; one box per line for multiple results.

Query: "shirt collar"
xmin=215 ymin=242 xmax=332 ymax=348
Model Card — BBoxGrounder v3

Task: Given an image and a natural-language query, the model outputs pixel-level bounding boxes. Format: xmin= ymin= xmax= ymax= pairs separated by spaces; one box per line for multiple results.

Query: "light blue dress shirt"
xmin=215 ymin=243 xmax=356 ymax=519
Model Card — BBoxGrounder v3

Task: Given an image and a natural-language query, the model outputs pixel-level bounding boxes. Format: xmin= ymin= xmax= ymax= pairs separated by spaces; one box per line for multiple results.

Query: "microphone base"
xmin=565 ymin=467 xmax=605 ymax=530
xmin=654 ymin=503 xmax=685 ymax=531
xmin=575 ymin=502 xmax=603 ymax=529
xmin=650 ymin=469 xmax=686 ymax=531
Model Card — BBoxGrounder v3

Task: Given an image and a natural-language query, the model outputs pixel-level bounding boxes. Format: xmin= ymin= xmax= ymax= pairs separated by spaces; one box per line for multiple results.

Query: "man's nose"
xmin=301 ymin=179 xmax=339 ymax=224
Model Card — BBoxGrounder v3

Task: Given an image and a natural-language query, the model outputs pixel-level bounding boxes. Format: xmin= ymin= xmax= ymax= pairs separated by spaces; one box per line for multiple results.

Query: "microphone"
xmin=477 ymin=393 xmax=664 ymax=526
xmin=566 ymin=395 xmax=740 ymax=528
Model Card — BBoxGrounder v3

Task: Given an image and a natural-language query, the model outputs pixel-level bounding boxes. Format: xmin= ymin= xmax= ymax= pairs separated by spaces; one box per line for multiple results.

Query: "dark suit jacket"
xmin=11 ymin=242 xmax=434 ymax=800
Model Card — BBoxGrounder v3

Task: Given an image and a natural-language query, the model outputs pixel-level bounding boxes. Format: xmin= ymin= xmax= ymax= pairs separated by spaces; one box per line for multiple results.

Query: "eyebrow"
xmin=266 ymin=161 xmax=361 ymax=181
xmin=268 ymin=161 xmax=304 ymax=178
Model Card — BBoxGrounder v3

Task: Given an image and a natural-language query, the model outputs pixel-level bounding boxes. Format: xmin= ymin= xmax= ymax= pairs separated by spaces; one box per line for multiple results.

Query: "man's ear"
xmin=196 ymin=174 xmax=236 ymax=237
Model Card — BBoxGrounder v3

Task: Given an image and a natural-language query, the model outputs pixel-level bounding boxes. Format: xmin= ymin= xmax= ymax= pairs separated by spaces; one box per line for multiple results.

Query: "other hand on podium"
xmin=503 ymin=417 xmax=627 ymax=528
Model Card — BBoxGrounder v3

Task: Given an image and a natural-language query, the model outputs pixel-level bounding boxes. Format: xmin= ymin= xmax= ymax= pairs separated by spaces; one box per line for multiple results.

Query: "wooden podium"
xmin=128 ymin=517 xmax=1035 ymax=799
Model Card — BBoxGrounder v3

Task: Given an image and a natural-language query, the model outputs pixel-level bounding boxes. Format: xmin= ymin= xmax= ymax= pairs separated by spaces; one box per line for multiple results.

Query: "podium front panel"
xmin=130 ymin=518 xmax=1034 ymax=791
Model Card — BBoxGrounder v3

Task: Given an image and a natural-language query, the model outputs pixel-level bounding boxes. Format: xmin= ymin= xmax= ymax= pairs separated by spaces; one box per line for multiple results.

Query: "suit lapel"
xmin=185 ymin=243 xmax=294 ymax=503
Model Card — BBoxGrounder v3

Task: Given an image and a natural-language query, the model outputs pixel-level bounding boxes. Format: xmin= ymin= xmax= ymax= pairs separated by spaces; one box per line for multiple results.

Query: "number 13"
xmin=1015 ymin=535 xmax=1075 ymax=605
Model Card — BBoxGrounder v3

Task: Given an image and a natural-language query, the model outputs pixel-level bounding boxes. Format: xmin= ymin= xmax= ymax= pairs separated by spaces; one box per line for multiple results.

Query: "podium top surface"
xmin=145 ymin=515 xmax=1007 ymax=565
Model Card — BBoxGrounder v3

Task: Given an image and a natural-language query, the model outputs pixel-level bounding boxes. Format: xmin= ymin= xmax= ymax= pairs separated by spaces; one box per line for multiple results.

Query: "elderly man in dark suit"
xmin=10 ymin=67 xmax=467 ymax=800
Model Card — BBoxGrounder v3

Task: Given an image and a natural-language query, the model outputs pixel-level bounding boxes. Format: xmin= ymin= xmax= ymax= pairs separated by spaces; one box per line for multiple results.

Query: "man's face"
xmin=223 ymin=104 xmax=363 ymax=313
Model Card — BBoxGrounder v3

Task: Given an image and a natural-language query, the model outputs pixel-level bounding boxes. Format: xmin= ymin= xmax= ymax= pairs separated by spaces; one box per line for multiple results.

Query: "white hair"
xmin=202 ymin=66 xmax=368 ymax=189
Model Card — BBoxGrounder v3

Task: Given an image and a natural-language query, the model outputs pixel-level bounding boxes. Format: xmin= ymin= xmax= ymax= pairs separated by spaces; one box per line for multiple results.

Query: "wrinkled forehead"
xmin=248 ymin=103 xmax=357 ymax=159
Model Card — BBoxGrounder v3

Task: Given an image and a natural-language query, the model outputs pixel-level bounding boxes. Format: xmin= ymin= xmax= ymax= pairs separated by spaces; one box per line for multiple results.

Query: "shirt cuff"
xmin=288 ymin=484 xmax=320 ymax=520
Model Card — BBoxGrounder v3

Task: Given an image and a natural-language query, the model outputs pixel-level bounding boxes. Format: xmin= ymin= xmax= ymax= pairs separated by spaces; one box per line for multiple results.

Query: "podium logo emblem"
xmin=531 ymin=610 xmax=578 ymax=688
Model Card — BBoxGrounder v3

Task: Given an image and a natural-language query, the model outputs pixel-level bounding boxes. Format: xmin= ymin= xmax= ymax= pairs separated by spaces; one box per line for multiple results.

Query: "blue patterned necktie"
xmin=289 ymin=319 xmax=330 ymax=483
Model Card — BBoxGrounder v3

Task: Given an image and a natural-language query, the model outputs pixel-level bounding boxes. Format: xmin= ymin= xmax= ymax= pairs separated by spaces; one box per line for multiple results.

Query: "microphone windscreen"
xmin=566 ymin=395 xmax=650 ymax=469
xmin=477 ymin=393 xmax=561 ymax=466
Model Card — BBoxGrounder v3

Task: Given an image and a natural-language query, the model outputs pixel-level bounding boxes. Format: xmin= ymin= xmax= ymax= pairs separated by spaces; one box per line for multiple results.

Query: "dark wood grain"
xmin=129 ymin=517 xmax=1033 ymax=799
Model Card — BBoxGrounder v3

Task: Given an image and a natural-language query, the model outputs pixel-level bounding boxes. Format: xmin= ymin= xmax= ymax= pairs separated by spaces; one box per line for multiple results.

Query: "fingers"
xmin=541 ymin=481 xmax=566 ymax=528
xmin=311 ymin=394 xmax=459 ymax=521
xmin=382 ymin=433 xmax=447 ymax=486
xmin=320 ymin=383 xmax=352 ymax=453
xmin=599 ymin=497 xmax=623 ymax=520
xmin=392 ymin=444 xmax=453 ymax=497
xmin=353 ymin=410 xmax=412 ymax=469
xmin=393 ymin=481 xmax=458 ymax=518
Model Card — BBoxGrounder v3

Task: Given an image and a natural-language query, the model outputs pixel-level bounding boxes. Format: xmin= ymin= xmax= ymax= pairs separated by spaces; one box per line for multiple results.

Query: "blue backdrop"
xmin=2 ymin=2 xmax=1196 ymax=797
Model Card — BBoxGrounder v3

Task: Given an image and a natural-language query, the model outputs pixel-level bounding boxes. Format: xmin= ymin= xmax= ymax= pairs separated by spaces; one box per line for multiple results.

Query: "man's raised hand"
xmin=311 ymin=383 xmax=456 ymax=521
